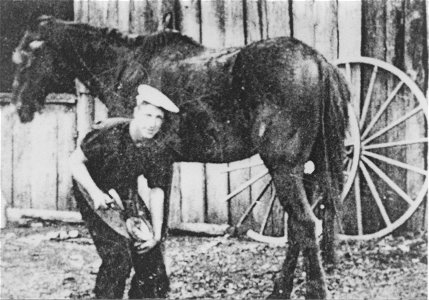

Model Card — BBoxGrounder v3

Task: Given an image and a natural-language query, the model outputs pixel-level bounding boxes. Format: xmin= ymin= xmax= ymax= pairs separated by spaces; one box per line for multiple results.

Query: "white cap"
xmin=136 ymin=84 xmax=179 ymax=113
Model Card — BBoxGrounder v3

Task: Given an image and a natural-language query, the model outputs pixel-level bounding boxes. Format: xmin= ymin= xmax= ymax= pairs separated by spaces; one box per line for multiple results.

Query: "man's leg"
xmin=74 ymin=183 xmax=132 ymax=299
xmin=128 ymin=244 xmax=170 ymax=299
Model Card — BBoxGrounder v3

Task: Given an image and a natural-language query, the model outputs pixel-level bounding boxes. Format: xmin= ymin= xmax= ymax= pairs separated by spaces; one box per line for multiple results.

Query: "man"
xmin=69 ymin=84 xmax=179 ymax=299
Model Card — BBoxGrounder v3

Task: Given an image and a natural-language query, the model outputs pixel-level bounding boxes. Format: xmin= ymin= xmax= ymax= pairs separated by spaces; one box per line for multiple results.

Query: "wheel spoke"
xmin=364 ymin=138 xmax=428 ymax=150
xmin=236 ymin=180 xmax=272 ymax=227
xmin=346 ymin=158 xmax=352 ymax=172
xmin=222 ymin=170 xmax=269 ymax=202
xmin=362 ymin=106 xmax=422 ymax=146
xmin=259 ymin=186 xmax=277 ymax=235
xmin=361 ymin=156 xmax=414 ymax=205
xmin=221 ymin=161 xmax=264 ymax=173
xmin=354 ymin=174 xmax=364 ymax=235
xmin=359 ymin=161 xmax=392 ymax=226
xmin=360 ymin=65 xmax=378 ymax=128
xmin=361 ymin=81 xmax=405 ymax=139
xmin=363 ymin=150 xmax=427 ymax=176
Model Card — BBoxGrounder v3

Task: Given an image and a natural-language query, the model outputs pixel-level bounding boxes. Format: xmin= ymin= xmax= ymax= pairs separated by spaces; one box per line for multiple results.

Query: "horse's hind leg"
xmin=269 ymin=164 xmax=327 ymax=299
xmin=269 ymin=222 xmax=300 ymax=299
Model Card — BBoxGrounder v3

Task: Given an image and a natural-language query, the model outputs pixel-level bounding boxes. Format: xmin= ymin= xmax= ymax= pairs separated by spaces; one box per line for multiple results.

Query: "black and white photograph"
xmin=0 ymin=0 xmax=427 ymax=299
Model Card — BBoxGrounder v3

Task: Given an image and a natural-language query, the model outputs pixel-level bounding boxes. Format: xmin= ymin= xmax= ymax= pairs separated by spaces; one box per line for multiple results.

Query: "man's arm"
xmin=69 ymin=147 xmax=111 ymax=210
xmin=135 ymin=187 xmax=165 ymax=254
xmin=149 ymin=187 xmax=164 ymax=242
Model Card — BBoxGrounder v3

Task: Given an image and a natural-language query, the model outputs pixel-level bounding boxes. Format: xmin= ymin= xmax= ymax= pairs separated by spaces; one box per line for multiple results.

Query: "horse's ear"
xmin=162 ymin=12 xmax=174 ymax=31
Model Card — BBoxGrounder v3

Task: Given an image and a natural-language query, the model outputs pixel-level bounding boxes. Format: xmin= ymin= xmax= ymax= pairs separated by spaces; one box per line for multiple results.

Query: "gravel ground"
xmin=1 ymin=223 xmax=427 ymax=299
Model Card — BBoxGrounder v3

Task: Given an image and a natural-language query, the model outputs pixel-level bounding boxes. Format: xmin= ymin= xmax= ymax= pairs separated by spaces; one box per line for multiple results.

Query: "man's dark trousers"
xmin=73 ymin=181 xmax=169 ymax=299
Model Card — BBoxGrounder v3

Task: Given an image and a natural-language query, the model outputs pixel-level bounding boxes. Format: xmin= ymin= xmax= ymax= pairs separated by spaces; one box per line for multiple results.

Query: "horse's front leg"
xmin=271 ymin=164 xmax=327 ymax=299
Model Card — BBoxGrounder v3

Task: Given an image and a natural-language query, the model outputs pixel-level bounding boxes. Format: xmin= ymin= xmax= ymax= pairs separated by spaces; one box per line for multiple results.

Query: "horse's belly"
xmin=178 ymin=120 xmax=256 ymax=163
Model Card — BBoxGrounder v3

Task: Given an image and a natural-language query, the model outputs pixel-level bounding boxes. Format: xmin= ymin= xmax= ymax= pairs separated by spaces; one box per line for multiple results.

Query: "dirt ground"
xmin=1 ymin=222 xmax=427 ymax=299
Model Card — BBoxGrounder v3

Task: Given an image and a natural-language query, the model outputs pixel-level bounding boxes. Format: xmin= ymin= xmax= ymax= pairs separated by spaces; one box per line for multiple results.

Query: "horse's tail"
xmin=314 ymin=59 xmax=349 ymax=264
xmin=320 ymin=60 xmax=349 ymax=208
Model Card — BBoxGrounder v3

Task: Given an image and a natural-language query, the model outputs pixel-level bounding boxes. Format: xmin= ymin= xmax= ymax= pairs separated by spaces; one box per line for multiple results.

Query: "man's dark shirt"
xmin=80 ymin=121 xmax=173 ymax=202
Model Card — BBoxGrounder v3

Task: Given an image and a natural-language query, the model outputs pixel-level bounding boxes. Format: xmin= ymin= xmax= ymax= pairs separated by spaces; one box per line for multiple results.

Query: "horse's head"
xmin=11 ymin=16 xmax=75 ymax=122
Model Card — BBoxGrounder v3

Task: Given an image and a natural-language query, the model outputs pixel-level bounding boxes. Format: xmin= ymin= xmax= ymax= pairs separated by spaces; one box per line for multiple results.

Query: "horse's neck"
xmin=71 ymin=43 xmax=126 ymax=95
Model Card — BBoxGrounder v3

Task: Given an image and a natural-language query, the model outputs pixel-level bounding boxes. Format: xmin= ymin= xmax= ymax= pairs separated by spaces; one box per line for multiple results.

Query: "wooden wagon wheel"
xmin=335 ymin=57 xmax=428 ymax=240
xmin=224 ymin=56 xmax=427 ymax=243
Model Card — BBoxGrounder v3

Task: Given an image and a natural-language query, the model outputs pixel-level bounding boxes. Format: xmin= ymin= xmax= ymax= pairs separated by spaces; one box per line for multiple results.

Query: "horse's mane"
xmin=54 ymin=19 xmax=202 ymax=52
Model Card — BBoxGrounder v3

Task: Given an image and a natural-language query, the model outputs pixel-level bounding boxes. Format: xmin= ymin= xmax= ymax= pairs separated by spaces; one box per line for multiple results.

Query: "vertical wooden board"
xmin=94 ymin=98 xmax=109 ymax=123
xmin=130 ymin=0 xmax=167 ymax=34
xmin=361 ymin=0 xmax=388 ymax=233
xmin=88 ymin=0 xmax=108 ymax=27
xmin=292 ymin=0 xmax=315 ymax=46
xmin=201 ymin=0 xmax=225 ymax=48
xmin=118 ymin=0 xmax=131 ymax=32
xmin=245 ymin=0 xmax=263 ymax=44
xmin=180 ymin=162 xmax=205 ymax=223
xmin=157 ymin=0 xmax=178 ymax=30
xmin=385 ymin=0 xmax=408 ymax=226
xmin=338 ymin=0 xmax=362 ymax=59
xmin=130 ymin=0 xmax=148 ymax=34
xmin=224 ymin=0 xmax=245 ymax=47
xmin=74 ymin=0 xmax=89 ymax=23
xmin=264 ymin=0 xmax=290 ymax=38
xmin=293 ymin=0 xmax=337 ymax=59
xmin=30 ymin=105 xmax=58 ymax=210
xmin=313 ymin=0 xmax=338 ymax=60
xmin=404 ymin=0 xmax=427 ymax=231
xmin=57 ymin=104 xmax=77 ymax=211
xmin=168 ymin=163 xmax=182 ymax=227
xmin=74 ymin=0 xmax=81 ymax=22
xmin=338 ymin=0 xmax=361 ymax=233
xmin=75 ymin=80 xmax=94 ymax=145
xmin=144 ymin=0 xmax=160 ymax=33
xmin=12 ymin=113 xmax=32 ymax=208
xmin=178 ymin=0 xmax=201 ymax=42
xmin=249 ymin=155 xmax=271 ymax=231
xmin=205 ymin=163 xmax=229 ymax=224
xmin=228 ymin=158 xmax=251 ymax=226
xmin=106 ymin=0 xmax=119 ymax=28
xmin=1 ymin=104 xmax=15 ymax=207
xmin=362 ymin=0 xmax=386 ymax=59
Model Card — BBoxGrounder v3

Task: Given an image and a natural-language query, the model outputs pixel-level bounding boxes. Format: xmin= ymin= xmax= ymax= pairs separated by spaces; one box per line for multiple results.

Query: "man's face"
xmin=133 ymin=103 xmax=165 ymax=139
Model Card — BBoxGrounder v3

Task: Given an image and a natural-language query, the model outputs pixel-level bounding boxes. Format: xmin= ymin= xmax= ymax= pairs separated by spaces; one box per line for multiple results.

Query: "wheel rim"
xmin=335 ymin=57 xmax=428 ymax=240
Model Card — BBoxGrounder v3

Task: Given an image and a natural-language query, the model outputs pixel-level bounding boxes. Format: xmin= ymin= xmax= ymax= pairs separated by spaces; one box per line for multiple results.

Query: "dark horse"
xmin=11 ymin=16 xmax=349 ymax=299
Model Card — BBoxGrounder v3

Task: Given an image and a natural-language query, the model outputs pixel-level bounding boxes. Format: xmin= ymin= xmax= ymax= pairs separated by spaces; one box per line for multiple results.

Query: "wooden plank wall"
xmin=1 ymin=94 xmax=77 ymax=211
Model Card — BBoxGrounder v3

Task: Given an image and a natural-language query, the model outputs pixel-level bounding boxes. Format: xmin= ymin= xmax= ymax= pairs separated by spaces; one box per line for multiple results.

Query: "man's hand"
xmin=134 ymin=238 xmax=159 ymax=255
xmin=90 ymin=188 xmax=113 ymax=210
